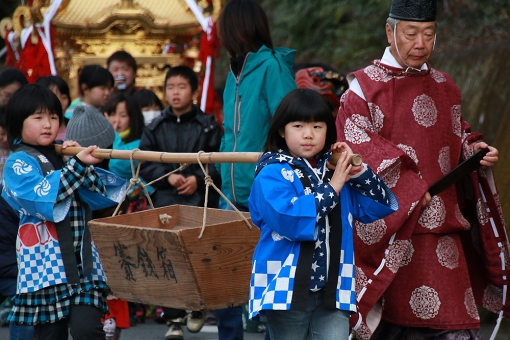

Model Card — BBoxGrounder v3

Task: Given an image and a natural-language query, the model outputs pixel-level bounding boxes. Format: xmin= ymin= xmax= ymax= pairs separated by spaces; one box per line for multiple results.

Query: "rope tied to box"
xmin=196 ymin=151 xmax=252 ymax=239
xmin=113 ymin=149 xmax=252 ymax=239
xmin=112 ymin=148 xmax=189 ymax=217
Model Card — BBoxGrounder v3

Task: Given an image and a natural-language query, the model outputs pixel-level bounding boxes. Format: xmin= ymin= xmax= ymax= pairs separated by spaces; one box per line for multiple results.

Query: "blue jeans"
xmin=215 ymin=202 xmax=249 ymax=340
xmin=216 ymin=306 xmax=244 ymax=340
xmin=9 ymin=323 xmax=35 ymax=340
xmin=265 ymin=290 xmax=350 ymax=340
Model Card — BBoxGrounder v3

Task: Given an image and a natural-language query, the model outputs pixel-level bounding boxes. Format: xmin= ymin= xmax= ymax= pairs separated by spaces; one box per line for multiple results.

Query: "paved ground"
xmin=117 ymin=317 xmax=510 ymax=340
xmin=1 ymin=312 xmax=509 ymax=339
xmin=119 ymin=321 xmax=266 ymax=340
xmin=0 ymin=317 xmax=266 ymax=340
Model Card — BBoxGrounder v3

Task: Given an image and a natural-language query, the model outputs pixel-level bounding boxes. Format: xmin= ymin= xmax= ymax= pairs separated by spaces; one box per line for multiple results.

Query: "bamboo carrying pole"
xmin=329 ymin=152 xmax=363 ymax=166
xmin=54 ymin=145 xmax=363 ymax=165
xmin=54 ymin=145 xmax=261 ymax=164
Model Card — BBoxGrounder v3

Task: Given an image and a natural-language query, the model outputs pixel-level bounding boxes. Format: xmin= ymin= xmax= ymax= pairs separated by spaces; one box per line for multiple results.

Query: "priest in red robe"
xmin=335 ymin=0 xmax=510 ymax=339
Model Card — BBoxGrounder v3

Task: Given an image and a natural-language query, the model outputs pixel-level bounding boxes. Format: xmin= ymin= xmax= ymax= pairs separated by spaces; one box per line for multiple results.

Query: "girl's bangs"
xmin=283 ymin=94 xmax=332 ymax=125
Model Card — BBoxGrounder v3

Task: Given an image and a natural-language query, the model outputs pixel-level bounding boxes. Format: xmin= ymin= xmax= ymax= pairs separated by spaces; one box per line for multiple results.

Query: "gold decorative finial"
xmin=0 ymin=18 xmax=13 ymax=39
xmin=119 ymin=0 xmax=139 ymax=9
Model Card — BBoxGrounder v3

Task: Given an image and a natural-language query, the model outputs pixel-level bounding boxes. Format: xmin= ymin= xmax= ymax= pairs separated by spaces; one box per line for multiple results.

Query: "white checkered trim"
xmin=336 ymin=263 xmax=357 ymax=312
xmin=250 ymin=254 xmax=297 ymax=318
xmin=18 ymin=240 xmax=65 ymax=293
xmin=89 ymin=241 xmax=107 ymax=280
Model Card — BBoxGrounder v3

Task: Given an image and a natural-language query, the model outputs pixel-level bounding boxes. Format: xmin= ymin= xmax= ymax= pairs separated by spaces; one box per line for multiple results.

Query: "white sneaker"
xmin=103 ymin=318 xmax=116 ymax=340
xmin=165 ymin=319 xmax=184 ymax=340
xmin=186 ymin=311 xmax=206 ymax=333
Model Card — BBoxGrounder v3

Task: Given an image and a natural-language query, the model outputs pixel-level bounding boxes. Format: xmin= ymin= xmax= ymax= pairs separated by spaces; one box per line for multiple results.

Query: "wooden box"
xmin=88 ymin=205 xmax=259 ymax=311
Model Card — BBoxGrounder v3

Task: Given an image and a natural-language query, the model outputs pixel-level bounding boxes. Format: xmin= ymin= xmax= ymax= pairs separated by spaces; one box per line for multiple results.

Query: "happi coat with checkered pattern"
xmin=1 ymin=151 xmax=126 ymax=295
xmin=247 ymin=151 xmax=398 ymax=319
xmin=335 ymin=49 xmax=510 ymax=339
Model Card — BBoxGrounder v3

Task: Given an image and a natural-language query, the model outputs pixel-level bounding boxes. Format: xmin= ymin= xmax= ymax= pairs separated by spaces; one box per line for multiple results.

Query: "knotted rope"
xmin=112 ymin=148 xmax=188 ymax=216
xmin=113 ymin=149 xmax=252 ymax=239
xmin=196 ymin=151 xmax=252 ymax=239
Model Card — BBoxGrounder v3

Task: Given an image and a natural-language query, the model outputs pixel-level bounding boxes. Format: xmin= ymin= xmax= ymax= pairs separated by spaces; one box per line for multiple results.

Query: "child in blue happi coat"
xmin=1 ymin=84 xmax=126 ymax=340
xmin=248 ymin=89 xmax=399 ymax=340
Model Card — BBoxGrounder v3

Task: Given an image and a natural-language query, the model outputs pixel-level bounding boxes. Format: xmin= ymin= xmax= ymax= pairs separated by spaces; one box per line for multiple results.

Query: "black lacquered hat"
xmin=389 ymin=0 xmax=437 ymax=22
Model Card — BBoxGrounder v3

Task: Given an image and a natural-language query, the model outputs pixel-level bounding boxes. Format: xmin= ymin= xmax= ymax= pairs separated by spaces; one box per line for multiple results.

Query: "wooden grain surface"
xmin=180 ymin=217 xmax=259 ymax=309
xmin=89 ymin=205 xmax=260 ymax=310
xmin=89 ymin=207 xmax=199 ymax=309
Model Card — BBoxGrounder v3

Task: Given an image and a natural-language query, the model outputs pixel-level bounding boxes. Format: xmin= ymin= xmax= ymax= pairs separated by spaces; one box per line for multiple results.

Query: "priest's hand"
xmin=475 ymin=142 xmax=498 ymax=167
xmin=421 ymin=191 xmax=432 ymax=207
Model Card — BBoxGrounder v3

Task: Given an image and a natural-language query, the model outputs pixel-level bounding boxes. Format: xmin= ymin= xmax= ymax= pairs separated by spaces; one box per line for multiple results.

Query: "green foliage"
xmin=262 ymin=0 xmax=392 ymax=71
xmin=435 ymin=0 xmax=510 ymax=50
xmin=262 ymin=0 xmax=510 ymax=72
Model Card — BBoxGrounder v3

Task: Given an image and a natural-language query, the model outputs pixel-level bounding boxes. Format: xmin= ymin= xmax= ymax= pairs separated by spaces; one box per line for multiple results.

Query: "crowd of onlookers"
xmin=0 ymin=47 xmax=227 ymax=340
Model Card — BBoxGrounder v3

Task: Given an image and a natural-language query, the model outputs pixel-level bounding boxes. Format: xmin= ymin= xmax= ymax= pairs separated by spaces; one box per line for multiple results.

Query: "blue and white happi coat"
xmin=2 ymin=151 xmax=126 ymax=293
xmin=248 ymin=151 xmax=399 ymax=318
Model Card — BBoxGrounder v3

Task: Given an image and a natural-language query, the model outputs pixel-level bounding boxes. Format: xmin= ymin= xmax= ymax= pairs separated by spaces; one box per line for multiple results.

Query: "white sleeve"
xmin=348 ymin=77 xmax=367 ymax=102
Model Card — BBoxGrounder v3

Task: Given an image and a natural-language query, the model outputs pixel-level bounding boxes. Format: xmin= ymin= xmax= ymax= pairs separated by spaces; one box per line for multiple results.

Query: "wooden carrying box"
xmin=88 ymin=205 xmax=259 ymax=311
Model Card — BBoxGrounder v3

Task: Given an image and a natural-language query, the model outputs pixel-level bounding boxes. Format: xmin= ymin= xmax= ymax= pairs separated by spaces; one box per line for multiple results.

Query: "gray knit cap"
xmin=65 ymin=105 xmax=115 ymax=148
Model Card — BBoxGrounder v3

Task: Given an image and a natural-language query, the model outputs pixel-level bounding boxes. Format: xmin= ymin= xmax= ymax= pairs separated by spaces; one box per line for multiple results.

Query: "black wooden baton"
xmin=428 ymin=148 xmax=490 ymax=197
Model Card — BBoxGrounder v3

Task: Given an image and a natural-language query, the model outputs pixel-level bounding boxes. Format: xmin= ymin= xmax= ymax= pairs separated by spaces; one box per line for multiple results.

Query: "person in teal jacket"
xmin=216 ymin=1 xmax=297 ymax=339
xmin=217 ymin=0 xmax=297 ymax=210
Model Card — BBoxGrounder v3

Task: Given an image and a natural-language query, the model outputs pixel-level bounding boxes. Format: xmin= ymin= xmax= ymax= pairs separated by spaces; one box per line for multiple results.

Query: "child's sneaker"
xmin=186 ymin=311 xmax=206 ymax=333
xmin=103 ymin=318 xmax=116 ymax=340
xmin=165 ymin=317 xmax=185 ymax=340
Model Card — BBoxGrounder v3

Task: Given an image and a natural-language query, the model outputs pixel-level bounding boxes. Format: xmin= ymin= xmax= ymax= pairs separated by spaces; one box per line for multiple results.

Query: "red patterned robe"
xmin=335 ymin=48 xmax=510 ymax=339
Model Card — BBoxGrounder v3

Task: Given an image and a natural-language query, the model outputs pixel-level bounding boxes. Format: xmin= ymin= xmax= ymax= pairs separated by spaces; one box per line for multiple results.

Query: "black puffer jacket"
xmin=139 ymin=105 xmax=222 ymax=208
xmin=0 ymin=184 xmax=19 ymax=295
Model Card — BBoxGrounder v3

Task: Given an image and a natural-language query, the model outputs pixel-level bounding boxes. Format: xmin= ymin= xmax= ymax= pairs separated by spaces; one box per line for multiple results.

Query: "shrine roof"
xmin=52 ymin=0 xmax=200 ymax=29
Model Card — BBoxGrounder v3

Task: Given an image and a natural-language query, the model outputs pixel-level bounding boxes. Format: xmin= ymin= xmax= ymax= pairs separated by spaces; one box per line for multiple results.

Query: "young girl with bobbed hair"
xmin=2 ymin=84 xmax=126 ymax=340
xmin=248 ymin=89 xmax=399 ymax=340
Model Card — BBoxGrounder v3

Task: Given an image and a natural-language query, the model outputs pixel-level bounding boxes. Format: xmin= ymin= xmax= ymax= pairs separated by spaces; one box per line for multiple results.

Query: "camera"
xmin=115 ymin=75 xmax=126 ymax=90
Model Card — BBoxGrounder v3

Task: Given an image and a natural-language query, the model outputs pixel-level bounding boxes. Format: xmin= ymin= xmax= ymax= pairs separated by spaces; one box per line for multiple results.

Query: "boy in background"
xmin=139 ymin=66 xmax=222 ymax=340
xmin=107 ymin=51 xmax=138 ymax=95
